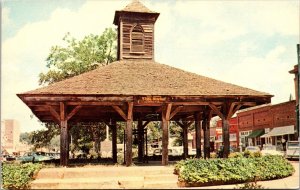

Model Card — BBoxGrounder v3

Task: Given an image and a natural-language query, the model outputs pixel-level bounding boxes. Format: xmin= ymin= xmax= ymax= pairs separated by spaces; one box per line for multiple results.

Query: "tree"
xmin=32 ymin=28 xmax=117 ymax=155
xmin=39 ymin=28 xmax=117 ymax=85
xmin=30 ymin=123 xmax=60 ymax=150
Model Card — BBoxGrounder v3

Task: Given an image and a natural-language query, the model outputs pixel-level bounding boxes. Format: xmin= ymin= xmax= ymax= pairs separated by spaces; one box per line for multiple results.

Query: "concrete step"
xmin=36 ymin=166 xmax=175 ymax=179
xmin=31 ymin=166 xmax=178 ymax=189
xmin=144 ymin=174 xmax=178 ymax=181
xmin=144 ymin=181 xmax=179 ymax=189
xmin=31 ymin=176 xmax=144 ymax=189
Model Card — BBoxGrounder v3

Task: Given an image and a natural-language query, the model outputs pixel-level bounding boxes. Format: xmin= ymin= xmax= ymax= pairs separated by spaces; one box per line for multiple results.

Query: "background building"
xmin=237 ymin=100 xmax=297 ymax=150
xmin=1 ymin=119 xmax=21 ymax=154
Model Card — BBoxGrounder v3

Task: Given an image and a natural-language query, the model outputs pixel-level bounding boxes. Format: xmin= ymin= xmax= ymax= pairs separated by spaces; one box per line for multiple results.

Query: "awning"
xmin=261 ymin=125 xmax=295 ymax=138
xmin=247 ymin=129 xmax=265 ymax=138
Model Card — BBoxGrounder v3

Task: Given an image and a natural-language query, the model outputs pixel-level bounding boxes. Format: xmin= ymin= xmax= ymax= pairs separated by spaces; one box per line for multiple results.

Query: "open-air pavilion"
xmin=17 ymin=0 xmax=272 ymax=167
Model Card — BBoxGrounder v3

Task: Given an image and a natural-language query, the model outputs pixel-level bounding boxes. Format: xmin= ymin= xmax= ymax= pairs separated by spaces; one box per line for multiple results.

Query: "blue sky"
xmin=2 ymin=0 xmax=299 ymax=132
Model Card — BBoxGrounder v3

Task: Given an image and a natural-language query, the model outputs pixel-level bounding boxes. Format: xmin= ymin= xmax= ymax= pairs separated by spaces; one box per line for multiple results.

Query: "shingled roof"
xmin=18 ymin=59 xmax=271 ymax=97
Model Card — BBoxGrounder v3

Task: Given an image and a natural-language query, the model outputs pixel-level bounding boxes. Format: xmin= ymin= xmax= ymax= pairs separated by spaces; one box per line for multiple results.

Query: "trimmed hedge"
xmin=175 ymin=155 xmax=294 ymax=187
xmin=2 ymin=162 xmax=42 ymax=189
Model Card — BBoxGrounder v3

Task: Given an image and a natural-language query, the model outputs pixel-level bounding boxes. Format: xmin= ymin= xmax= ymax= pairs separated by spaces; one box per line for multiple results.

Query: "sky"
xmin=2 ymin=0 xmax=299 ymax=133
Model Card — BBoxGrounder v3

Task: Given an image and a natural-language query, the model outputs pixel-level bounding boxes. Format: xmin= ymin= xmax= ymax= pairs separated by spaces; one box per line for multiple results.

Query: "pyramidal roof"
xmin=122 ymin=0 xmax=156 ymax=13
xmin=113 ymin=0 xmax=159 ymax=25
xmin=19 ymin=59 xmax=271 ymax=97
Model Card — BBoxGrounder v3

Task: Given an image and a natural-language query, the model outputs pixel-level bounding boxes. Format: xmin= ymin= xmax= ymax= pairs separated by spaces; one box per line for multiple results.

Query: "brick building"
xmin=215 ymin=117 xmax=239 ymax=150
xmin=1 ymin=119 xmax=21 ymax=154
xmin=236 ymin=100 xmax=297 ymax=149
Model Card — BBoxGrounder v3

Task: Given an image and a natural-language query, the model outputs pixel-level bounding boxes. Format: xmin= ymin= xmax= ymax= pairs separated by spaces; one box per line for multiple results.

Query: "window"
xmin=131 ymin=25 xmax=144 ymax=53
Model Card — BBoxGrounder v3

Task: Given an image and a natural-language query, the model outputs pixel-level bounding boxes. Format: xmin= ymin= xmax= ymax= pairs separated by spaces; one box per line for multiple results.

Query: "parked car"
xmin=286 ymin=141 xmax=299 ymax=159
xmin=261 ymin=145 xmax=284 ymax=156
xmin=152 ymin=148 xmax=181 ymax=156
xmin=245 ymin=146 xmax=260 ymax=153
xmin=3 ymin=155 xmax=16 ymax=161
xmin=17 ymin=152 xmax=51 ymax=163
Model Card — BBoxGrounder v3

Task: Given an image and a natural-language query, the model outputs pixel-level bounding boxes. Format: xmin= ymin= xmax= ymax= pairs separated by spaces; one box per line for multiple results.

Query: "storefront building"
xmin=237 ymin=100 xmax=297 ymax=150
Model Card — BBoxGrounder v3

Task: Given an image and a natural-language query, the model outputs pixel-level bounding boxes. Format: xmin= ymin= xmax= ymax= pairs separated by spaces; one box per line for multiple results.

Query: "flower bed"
xmin=175 ymin=155 xmax=294 ymax=187
xmin=2 ymin=162 xmax=42 ymax=189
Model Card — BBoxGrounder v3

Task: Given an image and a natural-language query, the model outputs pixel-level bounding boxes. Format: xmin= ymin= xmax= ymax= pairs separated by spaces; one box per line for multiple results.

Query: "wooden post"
xmin=60 ymin=102 xmax=69 ymax=166
xmin=182 ymin=124 xmax=188 ymax=159
xmin=126 ymin=102 xmax=133 ymax=166
xmin=161 ymin=105 xmax=170 ymax=165
xmin=194 ymin=112 xmax=201 ymax=158
xmin=203 ymin=117 xmax=210 ymax=158
xmin=222 ymin=119 xmax=230 ymax=158
xmin=137 ymin=117 xmax=144 ymax=162
xmin=112 ymin=120 xmax=117 ymax=163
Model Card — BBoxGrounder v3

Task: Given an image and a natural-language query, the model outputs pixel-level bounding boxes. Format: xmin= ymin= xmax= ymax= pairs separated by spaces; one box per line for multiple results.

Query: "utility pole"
xmin=297 ymin=44 xmax=300 ymax=141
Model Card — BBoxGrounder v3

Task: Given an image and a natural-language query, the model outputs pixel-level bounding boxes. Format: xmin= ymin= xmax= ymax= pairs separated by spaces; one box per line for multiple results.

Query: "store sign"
xmin=138 ymin=96 xmax=167 ymax=103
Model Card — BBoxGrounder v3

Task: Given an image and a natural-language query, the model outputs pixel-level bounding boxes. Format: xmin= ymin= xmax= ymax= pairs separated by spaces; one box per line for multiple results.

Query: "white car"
xmin=286 ymin=141 xmax=299 ymax=159
xmin=245 ymin=146 xmax=260 ymax=153
xmin=261 ymin=145 xmax=284 ymax=156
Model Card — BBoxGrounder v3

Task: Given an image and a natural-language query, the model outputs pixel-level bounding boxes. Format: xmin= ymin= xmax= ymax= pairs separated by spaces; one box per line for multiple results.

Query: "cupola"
xmin=113 ymin=0 xmax=160 ymax=60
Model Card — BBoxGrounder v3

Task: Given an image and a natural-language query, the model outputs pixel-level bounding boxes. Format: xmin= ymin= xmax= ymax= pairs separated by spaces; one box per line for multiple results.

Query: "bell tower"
xmin=113 ymin=0 xmax=159 ymax=60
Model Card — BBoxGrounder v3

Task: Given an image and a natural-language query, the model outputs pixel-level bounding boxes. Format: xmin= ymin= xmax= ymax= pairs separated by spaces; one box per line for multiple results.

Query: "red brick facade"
xmin=237 ymin=100 xmax=296 ymax=131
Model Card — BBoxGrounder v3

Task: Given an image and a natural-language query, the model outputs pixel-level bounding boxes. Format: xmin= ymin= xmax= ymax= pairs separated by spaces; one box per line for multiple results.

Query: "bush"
xmin=2 ymin=162 xmax=42 ymax=189
xmin=175 ymin=155 xmax=294 ymax=187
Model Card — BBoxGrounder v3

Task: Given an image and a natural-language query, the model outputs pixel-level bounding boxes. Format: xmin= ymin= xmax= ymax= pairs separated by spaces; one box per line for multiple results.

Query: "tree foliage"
xmin=39 ymin=28 xmax=117 ymax=85
xmin=31 ymin=28 xmax=118 ymax=154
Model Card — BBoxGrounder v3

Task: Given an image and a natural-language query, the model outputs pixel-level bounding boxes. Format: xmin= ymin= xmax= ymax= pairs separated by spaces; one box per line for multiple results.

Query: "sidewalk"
xmin=189 ymin=162 xmax=299 ymax=189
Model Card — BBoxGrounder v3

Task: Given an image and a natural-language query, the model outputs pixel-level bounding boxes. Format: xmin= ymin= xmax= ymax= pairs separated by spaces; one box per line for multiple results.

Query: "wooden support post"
xmin=161 ymin=104 xmax=170 ymax=165
xmin=112 ymin=120 xmax=117 ymax=163
xmin=194 ymin=112 xmax=201 ymax=158
xmin=137 ymin=117 xmax=144 ymax=163
xmin=222 ymin=119 xmax=230 ymax=158
xmin=203 ymin=117 xmax=210 ymax=158
xmin=59 ymin=102 xmax=69 ymax=166
xmin=125 ymin=102 xmax=133 ymax=166
xmin=182 ymin=124 xmax=188 ymax=159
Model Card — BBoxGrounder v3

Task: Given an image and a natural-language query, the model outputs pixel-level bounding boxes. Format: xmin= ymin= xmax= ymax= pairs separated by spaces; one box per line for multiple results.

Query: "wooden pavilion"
xmin=17 ymin=0 xmax=272 ymax=166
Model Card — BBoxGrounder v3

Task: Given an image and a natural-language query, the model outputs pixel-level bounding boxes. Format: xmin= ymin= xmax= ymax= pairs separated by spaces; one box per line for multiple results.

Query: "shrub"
xmin=2 ymin=162 xmax=42 ymax=189
xmin=228 ymin=152 xmax=243 ymax=158
xmin=175 ymin=155 xmax=294 ymax=187
xmin=210 ymin=152 xmax=217 ymax=158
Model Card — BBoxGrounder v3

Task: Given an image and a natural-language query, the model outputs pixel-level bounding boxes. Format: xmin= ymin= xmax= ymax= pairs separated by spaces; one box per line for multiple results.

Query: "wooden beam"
xmin=165 ymin=103 xmax=172 ymax=121
xmin=209 ymin=103 xmax=224 ymax=119
xmin=48 ymin=106 xmax=60 ymax=122
xmin=127 ymin=102 xmax=134 ymax=120
xmin=66 ymin=105 xmax=82 ymax=121
xmin=230 ymin=104 xmax=243 ymax=118
xmin=169 ymin=106 xmax=183 ymax=120
xmin=66 ymin=102 xmax=123 ymax=106
xmin=112 ymin=106 xmax=127 ymax=121
xmin=22 ymin=95 xmax=133 ymax=102
xmin=60 ymin=102 xmax=65 ymax=121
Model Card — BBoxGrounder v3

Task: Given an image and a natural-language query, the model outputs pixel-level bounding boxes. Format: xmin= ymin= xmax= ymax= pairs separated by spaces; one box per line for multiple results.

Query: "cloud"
xmin=2 ymin=0 xmax=130 ymax=132
xmin=2 ymin=0 xmax=297 ymax=132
